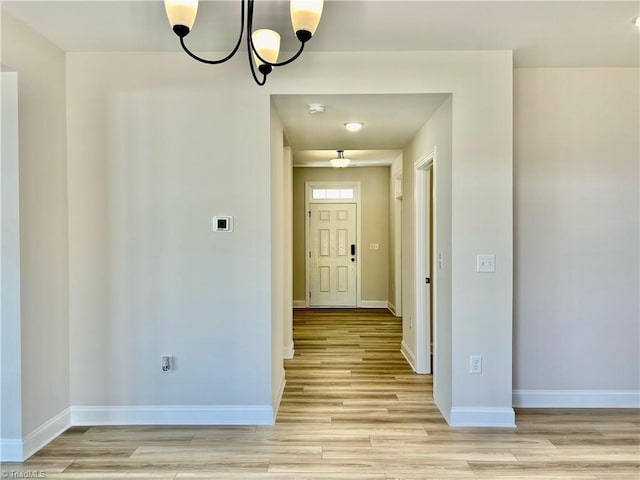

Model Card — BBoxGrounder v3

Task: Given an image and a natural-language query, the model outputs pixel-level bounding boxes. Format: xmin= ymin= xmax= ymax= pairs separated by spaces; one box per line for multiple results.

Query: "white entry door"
xmin=309 ymin=203 xmax=357 ymax=307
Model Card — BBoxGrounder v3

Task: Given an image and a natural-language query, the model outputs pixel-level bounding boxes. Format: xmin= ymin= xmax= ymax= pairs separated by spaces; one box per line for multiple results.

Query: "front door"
xmin=309 ymin=203 xmax=357 ymax=307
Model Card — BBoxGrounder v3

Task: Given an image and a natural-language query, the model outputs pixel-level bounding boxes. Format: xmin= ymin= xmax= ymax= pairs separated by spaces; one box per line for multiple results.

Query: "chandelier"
xmin=164 ymin=0 xmax=324 ymax=86
xmin=330 ymin=150 xmax=351 ymax=168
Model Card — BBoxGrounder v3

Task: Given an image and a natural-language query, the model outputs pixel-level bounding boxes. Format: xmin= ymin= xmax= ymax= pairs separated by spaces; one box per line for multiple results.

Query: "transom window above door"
xmin=312 ymin=188 xmax=354 ymax=200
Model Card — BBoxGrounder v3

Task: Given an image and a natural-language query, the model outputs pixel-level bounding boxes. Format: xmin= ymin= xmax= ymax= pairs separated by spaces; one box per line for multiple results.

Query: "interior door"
xmin=309 ymin=203 xmax=357 ymax=307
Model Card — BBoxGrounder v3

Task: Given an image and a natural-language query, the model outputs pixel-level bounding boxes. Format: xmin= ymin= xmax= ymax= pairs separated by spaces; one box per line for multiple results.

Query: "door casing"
xmin=414 ymin=150 xmax=436 ymax=375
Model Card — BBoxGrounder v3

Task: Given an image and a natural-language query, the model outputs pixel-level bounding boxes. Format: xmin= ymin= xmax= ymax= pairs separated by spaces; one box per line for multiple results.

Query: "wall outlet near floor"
xmin=469 ymin=355 xmax=482 ymax=374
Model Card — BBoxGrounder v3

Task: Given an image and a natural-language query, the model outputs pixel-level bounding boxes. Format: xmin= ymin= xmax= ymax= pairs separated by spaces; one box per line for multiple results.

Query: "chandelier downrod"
xmin=165 ymin=0 xmax=324 ymax=86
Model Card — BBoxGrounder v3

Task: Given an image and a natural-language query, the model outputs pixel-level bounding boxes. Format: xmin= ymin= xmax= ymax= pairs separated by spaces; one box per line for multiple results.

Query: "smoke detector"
xmin=308 ymin=103 xmax=325 ymax=114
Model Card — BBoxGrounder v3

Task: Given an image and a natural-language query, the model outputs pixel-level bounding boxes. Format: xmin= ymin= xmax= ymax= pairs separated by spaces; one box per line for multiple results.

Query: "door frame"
xmin=393 ymin=173 xmax=403 ymax=317
xmin=414 ymin=150 xmax=436 ymax=374
xmin=305 ymin=181 xmax=362 ymax=308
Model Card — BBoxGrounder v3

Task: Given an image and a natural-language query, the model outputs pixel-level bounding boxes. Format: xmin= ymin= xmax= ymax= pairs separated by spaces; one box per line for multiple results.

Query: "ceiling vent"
xmin=308 ymin=103 xmax=326 ymax=114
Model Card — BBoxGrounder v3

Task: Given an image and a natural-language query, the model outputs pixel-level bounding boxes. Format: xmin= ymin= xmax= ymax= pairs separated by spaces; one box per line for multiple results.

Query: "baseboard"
xmin=433 ymin=392 xmax=451 ymax=425
xmin=359 ymin=300 xmax=388 ymax=309
xmin=22 ymin=407 xmax=71 ymax=460
xmin=272 ymin=370 xmax=286 ymax=421
xmin=0 ymin=438 xmax=23 ymax=462
xmin=449 ymin=407 xmax=516 ymax=427
xmin=0 ymin=407 xmax=71 ymax=461
xmin=292 ymin=300 xmax=306 ymax=308
xmin=387 ymin=301 xmax=396 ymax=316
xmin=283 ymin=341 xmax=295 ymax=360
xmin=70 ymin=405 xmax=274 ymax=426
xmin=400 ymin=340 xmax=416 ymax=372
xmin=513 ymin=389 xmax=640 ymax=408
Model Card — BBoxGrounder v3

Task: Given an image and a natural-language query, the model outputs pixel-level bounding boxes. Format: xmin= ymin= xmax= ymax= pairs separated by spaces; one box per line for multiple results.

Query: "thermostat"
xmin=213 ymin=216 xmax=233 ymax=232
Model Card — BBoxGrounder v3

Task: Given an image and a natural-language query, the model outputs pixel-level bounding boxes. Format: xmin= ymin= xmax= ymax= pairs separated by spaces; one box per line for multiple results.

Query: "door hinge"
xmin=425 ymin=277 xmax=431 ymax=284
xmin=309 ymin=291 xmax=311 ymax=298
xmin=309 ymin=251 xmax=311 ymax=258
xmin=308 ymin=210 xmax=311 ymax=218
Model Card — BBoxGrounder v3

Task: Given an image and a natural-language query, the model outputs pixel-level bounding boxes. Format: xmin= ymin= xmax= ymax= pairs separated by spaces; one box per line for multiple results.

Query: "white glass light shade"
xmin=252 ymin=29 xmax=281 ymax=65
xmin=165 ymin=0 xmax=198 ymax=29
xmin=290 ymin=0 xmax=324 ymax=36
xmin=330 ymin=156 xmax=351 ymax=168
xmin=344 ymin=122 xmax=363 ymax=132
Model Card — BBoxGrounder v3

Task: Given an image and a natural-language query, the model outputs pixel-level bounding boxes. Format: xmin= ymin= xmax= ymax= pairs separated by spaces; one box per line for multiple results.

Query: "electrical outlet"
xmin=477 ymin=254 xmax=496 ymax=273
xmin=469 ymin=355 xmax=482 ymax=374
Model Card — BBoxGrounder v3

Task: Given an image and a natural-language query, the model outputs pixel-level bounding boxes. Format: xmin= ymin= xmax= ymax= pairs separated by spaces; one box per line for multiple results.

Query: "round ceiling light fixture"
xmin=344 ymin=122 xmax=364 ymax=132
xmin=634 ymin=16 xmax=640 ymax=27
xmin=330 ymin=150 xmax=351 ymax=168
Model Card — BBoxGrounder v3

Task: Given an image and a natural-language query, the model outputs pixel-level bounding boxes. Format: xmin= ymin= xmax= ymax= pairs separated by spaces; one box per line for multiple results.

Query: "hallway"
xmin=278 ymin=308 xmax=437 ymax=424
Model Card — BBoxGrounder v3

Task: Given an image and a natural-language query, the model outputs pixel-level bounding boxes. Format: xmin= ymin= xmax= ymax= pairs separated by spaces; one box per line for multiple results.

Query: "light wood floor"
xmin=2 ymin=308 xmax=638 ymax=479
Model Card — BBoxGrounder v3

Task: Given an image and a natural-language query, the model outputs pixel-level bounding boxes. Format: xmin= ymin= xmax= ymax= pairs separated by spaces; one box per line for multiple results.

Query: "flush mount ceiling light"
xmin=330 ymin=150 xmax=351 ymax=168
xmin=634 ymin=16 xmax=640 ymax=27
xmin=164 ymin=0 xmax=324 ymax=86
xmin=344 ymin=122 xmax=364 ymax=132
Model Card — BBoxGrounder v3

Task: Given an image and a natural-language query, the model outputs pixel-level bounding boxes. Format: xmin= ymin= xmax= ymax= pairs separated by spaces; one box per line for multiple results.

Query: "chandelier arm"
xmin=246 ymin=0 xmax=305 ymax=69
xmin=177 ymin=0 xmax=246 ymax=65
xmin=249 ymin=40 xmax=306 ymax=68
xmin=246 ymin=20 xmax=267 ymax=86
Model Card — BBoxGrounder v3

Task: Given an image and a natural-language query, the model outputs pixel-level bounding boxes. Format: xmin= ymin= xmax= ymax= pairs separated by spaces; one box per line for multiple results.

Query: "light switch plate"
xmin=477 ymin=254 xmax=496 ymax=273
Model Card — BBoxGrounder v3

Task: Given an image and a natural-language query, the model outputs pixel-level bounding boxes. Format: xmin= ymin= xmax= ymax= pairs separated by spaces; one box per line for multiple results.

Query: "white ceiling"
xmin=3 ymin=0 xmax=638 ymax=167
xmin=3 ymin=1 xmax=638 ymax=67
xmin=272 ymin=93 xmax=450 ymax=146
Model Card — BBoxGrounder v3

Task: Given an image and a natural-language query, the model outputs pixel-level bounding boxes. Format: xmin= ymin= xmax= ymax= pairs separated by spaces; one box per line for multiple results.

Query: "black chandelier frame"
xmin=170 ymin=0 xmax=313 ymax=86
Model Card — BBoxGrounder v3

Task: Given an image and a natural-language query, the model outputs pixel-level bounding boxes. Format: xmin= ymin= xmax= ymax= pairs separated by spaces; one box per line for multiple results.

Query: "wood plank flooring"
xmin=2 ymin=308 xmax=638 ymax=479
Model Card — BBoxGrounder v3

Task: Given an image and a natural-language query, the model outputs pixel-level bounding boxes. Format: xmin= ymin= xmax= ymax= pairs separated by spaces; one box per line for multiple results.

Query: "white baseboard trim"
xmin=359 ymin=300 xmax=388 ymax=309
xmin=1 ymin=408 xmax=71 ymax=461
xmin=22 ymin=407 xmax=71 ymax=460
xmin=272 ymin=371 xmax=286 ymax=421
xmin=70 ymin=405 xmax=274 ymax=426
xmin=292 ymin=300 xmax=306 ymax=308
xmin=449 ymin=407 xmax=516 ymax=427
xmin=433 ymin=392 xmax=451 ymax=425
xmin=400 ymin=340 xmax=416 ymax=372
xmin=0 ymin=438 xmax=24 ymax=462
xmin=387 ymin=301 xmax=396 ymax=316
xmin=283 ymin=341 xmax=295 ymax=360
xmin=513 ymin=389 xmax=640 ymax=408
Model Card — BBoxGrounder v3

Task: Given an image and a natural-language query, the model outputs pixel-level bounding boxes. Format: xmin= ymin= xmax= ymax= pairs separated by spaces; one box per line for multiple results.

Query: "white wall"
xmin=402 ymin=97 xmax=453 ymax=420
xmin=1 ymin=71 xmax=23 ymax=454
xmin=67 ymin=54 xmax=273 ymax=419
xmin=282 ymin=146 xmax=294 ymax=359
xmin=1 ymin=12 xmax=70 ymax=458
xmin=513 ymin=68 xmax=640 ymax=407
xmin=63 ymin=49 xmax=512 ymax=427
xmin=270 ymin=101 xmax=286 ymax=413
